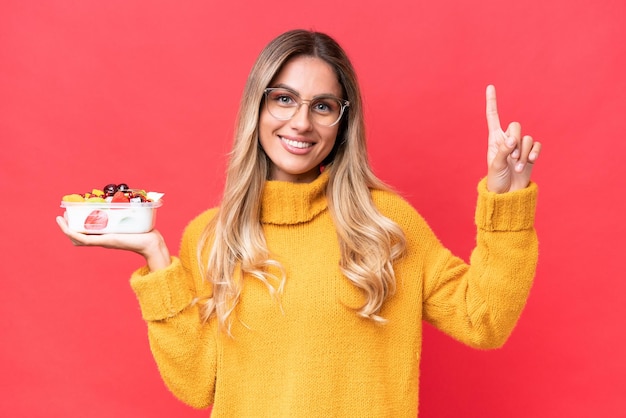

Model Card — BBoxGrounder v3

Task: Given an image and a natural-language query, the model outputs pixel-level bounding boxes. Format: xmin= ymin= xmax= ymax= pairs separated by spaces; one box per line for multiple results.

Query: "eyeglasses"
xmin=264 ymin=87 xmax=349 ymax=127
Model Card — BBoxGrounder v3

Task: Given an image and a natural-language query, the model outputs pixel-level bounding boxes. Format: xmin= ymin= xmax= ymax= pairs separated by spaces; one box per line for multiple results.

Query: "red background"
xmin=1 ymin=0 xmax=625 ymax=416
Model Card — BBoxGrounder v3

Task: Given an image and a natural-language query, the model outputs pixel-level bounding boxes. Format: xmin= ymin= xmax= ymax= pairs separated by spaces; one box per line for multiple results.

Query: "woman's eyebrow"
xmin=271 ymin=83 xmax=340 ymax=99
xmin=271 ymin=84 xmax=299 ymax=95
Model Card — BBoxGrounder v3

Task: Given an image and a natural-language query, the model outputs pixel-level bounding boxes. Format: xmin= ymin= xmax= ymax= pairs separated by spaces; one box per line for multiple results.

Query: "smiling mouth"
xmin=280 ymin=136 xmax=313 ymax=149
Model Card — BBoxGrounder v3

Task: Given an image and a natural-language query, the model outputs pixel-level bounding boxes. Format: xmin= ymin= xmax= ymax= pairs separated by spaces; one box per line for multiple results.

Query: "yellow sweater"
xmin=130 ymin=172 xmax=538 ymax=417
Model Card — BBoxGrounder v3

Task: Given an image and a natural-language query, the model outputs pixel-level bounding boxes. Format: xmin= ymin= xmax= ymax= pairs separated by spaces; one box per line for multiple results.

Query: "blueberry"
xmin=116 ymin=183 xmax=130 ymax=192
xmin=103 ymin=183 xmax=117 ymax=196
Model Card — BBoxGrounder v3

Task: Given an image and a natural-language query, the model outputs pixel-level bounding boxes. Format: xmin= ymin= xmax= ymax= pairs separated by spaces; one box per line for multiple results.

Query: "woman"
xmin=57 ymin=29 xmax=541 ymax=417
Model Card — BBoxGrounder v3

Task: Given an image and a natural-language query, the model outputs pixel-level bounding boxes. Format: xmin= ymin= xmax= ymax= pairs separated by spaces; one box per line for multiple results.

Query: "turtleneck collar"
xmin=260 ymin=170 xmax=329 ymax=225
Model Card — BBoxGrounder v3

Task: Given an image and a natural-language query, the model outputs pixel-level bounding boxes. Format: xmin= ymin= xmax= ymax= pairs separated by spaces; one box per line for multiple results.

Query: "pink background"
xmin=1 ymin=0 xmax=624 ymax=416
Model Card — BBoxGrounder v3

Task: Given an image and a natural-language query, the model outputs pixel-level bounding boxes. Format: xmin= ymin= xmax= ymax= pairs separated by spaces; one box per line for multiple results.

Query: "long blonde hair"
xmin=199 ymin=30 xmax=406 ymax=334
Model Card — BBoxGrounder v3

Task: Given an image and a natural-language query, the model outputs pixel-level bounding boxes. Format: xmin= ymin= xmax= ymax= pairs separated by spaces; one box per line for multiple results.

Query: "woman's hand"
xmin=56 ymin=215 xmax=171 ymax=271
xmin=485 ymin=85 xmax=542 ymax=193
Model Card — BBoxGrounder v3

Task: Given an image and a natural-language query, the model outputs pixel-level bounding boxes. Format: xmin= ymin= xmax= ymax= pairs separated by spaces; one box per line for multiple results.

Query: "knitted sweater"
xmin=130 ymin=172 xmax=538 ymax=417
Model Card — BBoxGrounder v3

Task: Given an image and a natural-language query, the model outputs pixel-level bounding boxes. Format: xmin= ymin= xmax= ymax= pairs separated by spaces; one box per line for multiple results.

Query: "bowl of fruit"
xmin=60 ymin=183 xmax=164 ymax=234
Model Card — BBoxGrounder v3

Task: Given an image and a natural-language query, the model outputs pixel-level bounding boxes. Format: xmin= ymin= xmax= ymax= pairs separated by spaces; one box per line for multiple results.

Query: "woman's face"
xmin=259 ymin=55 xmax=342 ymax=183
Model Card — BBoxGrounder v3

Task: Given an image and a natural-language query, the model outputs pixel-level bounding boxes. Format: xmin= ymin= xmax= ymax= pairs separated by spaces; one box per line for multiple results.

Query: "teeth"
xmin=282 ymin=137 xmax=312 ymax=149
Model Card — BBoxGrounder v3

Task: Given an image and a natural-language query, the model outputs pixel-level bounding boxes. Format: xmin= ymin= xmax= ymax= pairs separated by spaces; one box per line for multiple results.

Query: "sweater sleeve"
xmin=129 ymin=209 xmax=217 ymax=408
xmin=421 ymin=179 xmax=539 ymax=349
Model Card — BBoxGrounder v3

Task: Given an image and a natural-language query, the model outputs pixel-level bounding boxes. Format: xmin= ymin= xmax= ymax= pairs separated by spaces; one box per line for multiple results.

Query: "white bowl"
xmin=60 ymin=200 xmax=163 ymax=234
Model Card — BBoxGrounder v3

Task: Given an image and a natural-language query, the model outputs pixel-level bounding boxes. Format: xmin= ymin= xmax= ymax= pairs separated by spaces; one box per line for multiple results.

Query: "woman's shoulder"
xmin=370 ymin=187 xmax=442 ymax=249
xmin=188 ymin=207 xmax=219 ymax=228
xmin=371 ymin=188 xmax=421 ymax=219
xmin=181 ymin=207 xmax=219 ymax=241
xmin=370 ymin=188 xmax=432 ymax=234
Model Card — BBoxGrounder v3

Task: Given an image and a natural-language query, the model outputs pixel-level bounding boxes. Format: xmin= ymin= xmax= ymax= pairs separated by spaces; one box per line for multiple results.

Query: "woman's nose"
xmin=289 ymin=102 xmax=313 ymax=130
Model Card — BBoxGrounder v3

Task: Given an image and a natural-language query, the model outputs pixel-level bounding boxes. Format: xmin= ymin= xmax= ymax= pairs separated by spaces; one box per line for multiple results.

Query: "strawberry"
xmin=111 ymin=191 xmax=130 ymax=203
xmin=84 ymin=210 xmax=108 ymax=230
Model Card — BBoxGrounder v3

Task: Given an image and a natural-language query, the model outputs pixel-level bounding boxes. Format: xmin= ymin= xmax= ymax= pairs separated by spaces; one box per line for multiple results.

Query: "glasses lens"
xmin=265 ymin=89 xmax=345 ymax=127
xmin=309 ymin=97 xmax=342 ymax=126
xmin=266 ymin=89 xmax=298 ymax=120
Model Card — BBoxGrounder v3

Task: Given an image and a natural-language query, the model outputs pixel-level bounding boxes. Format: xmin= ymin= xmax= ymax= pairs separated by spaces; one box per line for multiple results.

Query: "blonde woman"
xmin=57 ymin=29 xmax=542 ymax=417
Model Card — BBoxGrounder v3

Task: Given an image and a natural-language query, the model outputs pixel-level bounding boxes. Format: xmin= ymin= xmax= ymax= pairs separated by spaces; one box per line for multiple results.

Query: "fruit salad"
xmin=61 ymin=183 xmax=164 ymax=234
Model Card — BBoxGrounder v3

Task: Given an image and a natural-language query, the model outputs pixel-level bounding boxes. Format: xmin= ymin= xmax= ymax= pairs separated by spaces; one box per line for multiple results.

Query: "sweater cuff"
xmin=475 ymin=178 xmax=538 ymax=232
xmin=130 ymin=257 xmax=194 ymax=321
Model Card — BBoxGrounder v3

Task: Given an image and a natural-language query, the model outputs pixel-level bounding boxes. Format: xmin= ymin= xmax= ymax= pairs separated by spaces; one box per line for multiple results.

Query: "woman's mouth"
xmin=280 ymin=136 xmax=313 ymax=149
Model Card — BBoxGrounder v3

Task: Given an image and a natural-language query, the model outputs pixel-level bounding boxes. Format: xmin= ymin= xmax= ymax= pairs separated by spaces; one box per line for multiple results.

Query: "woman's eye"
xmin=313 ymin=101 xmax=333 ymax=113
xmin=275 ymin=94 xmax=295 ymax=105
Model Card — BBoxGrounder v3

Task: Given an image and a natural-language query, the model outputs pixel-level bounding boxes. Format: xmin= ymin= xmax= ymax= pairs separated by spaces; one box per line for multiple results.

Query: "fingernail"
xmin=516 ymin=162 xmax=525 ymax=172
xmin=512 ymin=149 xmax=520 ymax=158
xmin=506 ymin=137 xmax=516 ymax=147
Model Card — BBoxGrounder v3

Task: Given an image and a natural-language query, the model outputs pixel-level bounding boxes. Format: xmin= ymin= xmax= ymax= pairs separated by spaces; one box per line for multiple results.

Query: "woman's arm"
xmin=421 ymin=180 xmax=538 ymax=348
xmin=56 ymin=209 xmax=218 ymax=407
xmin=130 ymin=257 xmax=217 ymax=408
xmin=421 ymin=86 xmax=542 ymax=347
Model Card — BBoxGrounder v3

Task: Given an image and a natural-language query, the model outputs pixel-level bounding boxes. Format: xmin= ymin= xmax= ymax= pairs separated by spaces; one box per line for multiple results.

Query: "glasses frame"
xmin=263 ymin=87 xmax=350 ymax=127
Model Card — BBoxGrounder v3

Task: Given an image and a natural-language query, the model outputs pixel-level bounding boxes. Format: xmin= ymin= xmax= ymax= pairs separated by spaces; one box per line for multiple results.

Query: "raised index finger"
xmin=486 ymin=84 xmax=502 ymax=134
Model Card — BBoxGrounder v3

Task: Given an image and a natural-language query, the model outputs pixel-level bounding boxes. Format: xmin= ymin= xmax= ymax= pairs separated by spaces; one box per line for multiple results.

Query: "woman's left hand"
xmin=485 ymin=85 xmax=542 ymax=193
